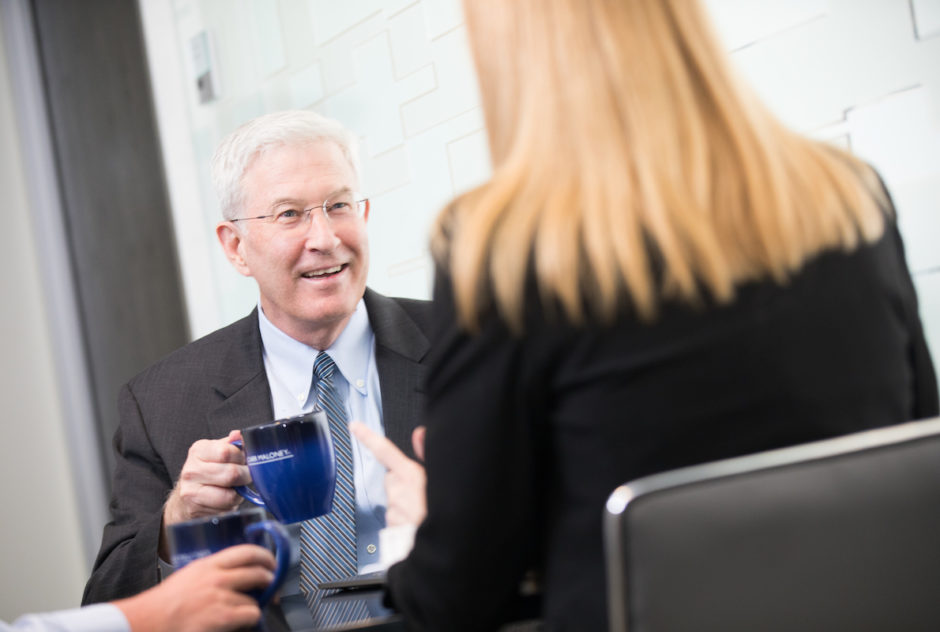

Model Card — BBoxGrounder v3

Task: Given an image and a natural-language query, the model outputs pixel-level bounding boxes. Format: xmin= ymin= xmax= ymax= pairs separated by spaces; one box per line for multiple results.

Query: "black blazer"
xmin=83 ymin=288 xmax=431 ymax=603
xmin=386 ymin=216 xmax=938 ymax=631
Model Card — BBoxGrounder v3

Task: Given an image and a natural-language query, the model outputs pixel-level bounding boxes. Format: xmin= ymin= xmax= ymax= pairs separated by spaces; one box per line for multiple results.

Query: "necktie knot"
xmin=314 ymin=352 xmax=336 ymax=383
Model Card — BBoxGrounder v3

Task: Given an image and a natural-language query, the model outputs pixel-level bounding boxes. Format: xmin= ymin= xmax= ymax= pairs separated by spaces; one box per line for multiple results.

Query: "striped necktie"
xmin=299 ymin=352 xmax=358 ymax=607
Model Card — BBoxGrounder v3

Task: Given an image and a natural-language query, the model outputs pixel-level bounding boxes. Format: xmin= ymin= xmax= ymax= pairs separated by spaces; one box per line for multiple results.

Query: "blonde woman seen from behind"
xmin=448 ymin=0 xmax=886 ymax=331
xmin=380 ymin=1 xmax=938 ymax=630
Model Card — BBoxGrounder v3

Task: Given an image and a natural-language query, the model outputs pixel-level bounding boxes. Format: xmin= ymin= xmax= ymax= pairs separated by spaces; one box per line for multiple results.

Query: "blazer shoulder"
xmin=126 ymin=311 xmax=261 ymax=389
xmin=363 ymin=289 xmax=432 ymax=362
xmin=390 ymin=296 xmax=433 ymax=331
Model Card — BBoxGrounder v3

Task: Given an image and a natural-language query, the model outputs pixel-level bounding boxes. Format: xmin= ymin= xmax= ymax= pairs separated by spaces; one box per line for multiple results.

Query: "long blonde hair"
xmin=436 ymin=0 xmax=886 ymax=331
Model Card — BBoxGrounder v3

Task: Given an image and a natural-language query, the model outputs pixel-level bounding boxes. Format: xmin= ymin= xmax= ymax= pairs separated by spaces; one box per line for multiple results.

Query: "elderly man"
xmin=82 ymin=110 xmax=431 ymax=611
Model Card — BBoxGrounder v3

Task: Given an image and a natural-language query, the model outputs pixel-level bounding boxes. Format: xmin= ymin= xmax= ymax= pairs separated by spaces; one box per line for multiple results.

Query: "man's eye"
xmin=275 ymin=209 xmax=301 ymax=222
xmin=327 ymin=202 xmax=350 ymax=214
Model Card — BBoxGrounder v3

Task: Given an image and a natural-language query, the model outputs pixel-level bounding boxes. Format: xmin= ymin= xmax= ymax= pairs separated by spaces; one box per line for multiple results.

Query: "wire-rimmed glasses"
xmin=231 ymin=191 xmax=368 ymax=229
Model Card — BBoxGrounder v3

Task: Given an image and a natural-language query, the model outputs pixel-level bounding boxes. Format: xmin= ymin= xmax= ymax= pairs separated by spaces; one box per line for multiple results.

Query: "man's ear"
xmin=362 ymin=199 xmax=371 ymax=222
xmin=216 ymin=222 xmax=252 ymax=277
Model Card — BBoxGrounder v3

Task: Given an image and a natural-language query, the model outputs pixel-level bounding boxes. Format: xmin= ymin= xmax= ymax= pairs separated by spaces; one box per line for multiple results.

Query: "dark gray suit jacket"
xmin=83 ymin=288 xmax=431 ymax=603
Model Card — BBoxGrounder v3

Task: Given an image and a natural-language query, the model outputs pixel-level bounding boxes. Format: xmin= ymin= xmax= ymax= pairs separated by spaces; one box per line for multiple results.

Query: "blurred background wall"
xmin=1 ymin=0 xmax=938 ymax=620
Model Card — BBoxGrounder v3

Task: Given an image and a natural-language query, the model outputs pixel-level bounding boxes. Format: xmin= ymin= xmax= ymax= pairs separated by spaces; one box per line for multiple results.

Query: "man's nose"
xmin=303 ymin=207 xmax=341 ymax=251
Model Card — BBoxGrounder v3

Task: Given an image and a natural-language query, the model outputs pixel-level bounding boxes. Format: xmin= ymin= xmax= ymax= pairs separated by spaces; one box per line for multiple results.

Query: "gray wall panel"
xmin=31 ymin=0 xmax=189 ymax=482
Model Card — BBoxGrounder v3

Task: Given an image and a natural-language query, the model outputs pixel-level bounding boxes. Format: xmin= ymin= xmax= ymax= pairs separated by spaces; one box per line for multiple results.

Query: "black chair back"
xmin=604 ymin=418 xmax=940 ymax=632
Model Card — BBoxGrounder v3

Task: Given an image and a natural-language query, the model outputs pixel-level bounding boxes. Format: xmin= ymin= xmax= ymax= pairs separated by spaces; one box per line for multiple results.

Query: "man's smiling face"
xmin=217 ymin=140 xmax=370 ymax=349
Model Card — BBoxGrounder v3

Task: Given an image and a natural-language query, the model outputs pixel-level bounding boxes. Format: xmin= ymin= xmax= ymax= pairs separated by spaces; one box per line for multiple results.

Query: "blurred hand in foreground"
xmin=115 ymin=544 xmax=275 ymax=632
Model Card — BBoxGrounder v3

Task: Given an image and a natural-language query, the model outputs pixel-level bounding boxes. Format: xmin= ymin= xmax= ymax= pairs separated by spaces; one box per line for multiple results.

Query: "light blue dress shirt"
xmin=259 ymin=299 xmax=388 ymax=576
xmin=3 ymin=604 xmax=129 ymax=632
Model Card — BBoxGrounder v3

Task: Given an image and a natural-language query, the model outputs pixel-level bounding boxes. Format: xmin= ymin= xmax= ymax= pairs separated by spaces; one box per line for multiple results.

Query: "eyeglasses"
xmin=231 ymin=192 xmax=368 ymax=229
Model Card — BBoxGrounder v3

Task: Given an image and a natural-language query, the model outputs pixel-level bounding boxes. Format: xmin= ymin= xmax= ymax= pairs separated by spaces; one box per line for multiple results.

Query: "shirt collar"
xmin=257 ymin=300 xmax=373 ymax=397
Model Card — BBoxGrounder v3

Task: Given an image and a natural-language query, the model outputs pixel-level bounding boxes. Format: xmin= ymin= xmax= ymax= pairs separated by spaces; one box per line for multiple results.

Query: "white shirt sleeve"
xmin=3 ymin=604 xmax=130 ymax=632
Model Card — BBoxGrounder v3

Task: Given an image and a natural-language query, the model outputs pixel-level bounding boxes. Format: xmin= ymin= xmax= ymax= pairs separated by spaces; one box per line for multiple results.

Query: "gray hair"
xmin=211 ymin=109 xmax=362 ymax=220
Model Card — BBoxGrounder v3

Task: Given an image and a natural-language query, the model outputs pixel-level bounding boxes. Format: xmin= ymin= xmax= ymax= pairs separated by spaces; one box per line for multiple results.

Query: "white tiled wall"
xmin=142 ymin=0 xmax=940 ymax=379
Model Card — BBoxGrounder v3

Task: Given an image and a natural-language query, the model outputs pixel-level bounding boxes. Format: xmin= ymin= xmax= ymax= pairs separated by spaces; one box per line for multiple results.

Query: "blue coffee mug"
xmin=233 ymin=410 xmax=337 ymax=524
xmin=167 ymin=508 xmax=290 ymax=607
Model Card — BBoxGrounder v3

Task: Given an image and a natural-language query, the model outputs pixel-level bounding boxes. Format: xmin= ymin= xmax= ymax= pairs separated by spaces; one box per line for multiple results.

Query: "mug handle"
xmin=230 ymin=438 xmax=268 ymax=510
xmin=245 ymin=519 xmax=291 ymax=608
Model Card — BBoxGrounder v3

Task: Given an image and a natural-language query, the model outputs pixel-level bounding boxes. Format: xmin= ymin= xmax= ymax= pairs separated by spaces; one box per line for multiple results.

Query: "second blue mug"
xmin=167 ymin=508 xmax=291 ymax=607
xmin=234 ymin=410 xmax=337 ymax=523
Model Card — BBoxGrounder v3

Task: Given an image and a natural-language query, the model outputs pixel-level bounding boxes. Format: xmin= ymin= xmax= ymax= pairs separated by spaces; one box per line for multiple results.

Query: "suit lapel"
xmin=205 ymin=309 xmax=275 ymax=437
xmin=364 ymin=289 xmax=430 ymax=457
